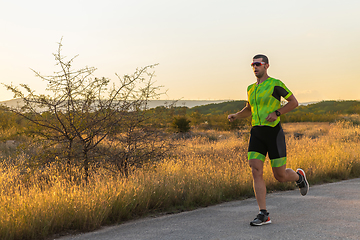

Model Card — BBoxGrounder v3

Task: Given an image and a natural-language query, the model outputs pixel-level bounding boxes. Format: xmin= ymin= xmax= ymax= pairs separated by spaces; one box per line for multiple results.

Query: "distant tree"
xmin=189 ymin=111 xmax=203 ymax=126
xmin=3 ymin=39 xmax=168 ymax=179
xmin=172 ymin=116 xmax=191 ymax=133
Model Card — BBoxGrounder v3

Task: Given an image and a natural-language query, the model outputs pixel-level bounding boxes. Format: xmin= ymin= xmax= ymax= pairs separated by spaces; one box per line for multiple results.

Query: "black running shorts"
xmin=248 ymin=123 xmax=287 ymax=167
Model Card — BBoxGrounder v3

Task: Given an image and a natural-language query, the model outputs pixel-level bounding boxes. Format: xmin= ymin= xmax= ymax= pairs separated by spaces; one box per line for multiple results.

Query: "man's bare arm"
xmin=228 ymin=102 xmax=252 ymax=122
xmin=278 ymin=94 xmax=298 ymax=114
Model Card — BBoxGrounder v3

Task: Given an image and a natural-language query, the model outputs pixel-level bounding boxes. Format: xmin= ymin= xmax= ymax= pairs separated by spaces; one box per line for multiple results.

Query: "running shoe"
xmin=296 ymin=168 xmax=309 ymax=196
xmin=250 ymin=212 xmax=271 ymax=226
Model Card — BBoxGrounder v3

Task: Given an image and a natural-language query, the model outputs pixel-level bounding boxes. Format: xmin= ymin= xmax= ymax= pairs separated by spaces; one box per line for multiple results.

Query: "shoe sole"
xmin=250 ymin=218 xmax=272 ymax=226
xmin=297 ymin=168 xmax=309 ymax=196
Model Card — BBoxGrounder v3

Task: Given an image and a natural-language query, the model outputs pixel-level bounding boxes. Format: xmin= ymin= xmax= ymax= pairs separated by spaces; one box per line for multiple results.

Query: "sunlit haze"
xmin=1 ymin=0 xmax=359 ymax=103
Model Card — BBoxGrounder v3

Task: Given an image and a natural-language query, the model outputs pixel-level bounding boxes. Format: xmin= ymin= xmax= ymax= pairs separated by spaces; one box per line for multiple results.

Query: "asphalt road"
xmin=57 ymin=178 xmax=360 ymax=240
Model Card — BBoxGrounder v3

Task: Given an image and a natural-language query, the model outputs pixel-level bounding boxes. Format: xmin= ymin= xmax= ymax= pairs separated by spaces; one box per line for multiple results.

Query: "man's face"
xmin=252 ymin=58 xmax=268 ymax=78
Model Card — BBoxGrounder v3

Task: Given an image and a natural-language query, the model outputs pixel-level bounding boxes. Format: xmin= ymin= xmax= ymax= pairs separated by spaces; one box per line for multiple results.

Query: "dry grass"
xmin=0 ymin=121 xmax=360 ymax=239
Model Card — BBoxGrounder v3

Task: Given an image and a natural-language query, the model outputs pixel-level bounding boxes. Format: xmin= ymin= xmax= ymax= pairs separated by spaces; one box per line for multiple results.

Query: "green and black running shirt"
xmin=247 ymin=77 xmax=292 ymax=127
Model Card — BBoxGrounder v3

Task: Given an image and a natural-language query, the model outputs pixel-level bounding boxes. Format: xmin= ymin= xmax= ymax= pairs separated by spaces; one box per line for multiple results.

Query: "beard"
xmin=255 ymin=70 xmax=264 ymax=78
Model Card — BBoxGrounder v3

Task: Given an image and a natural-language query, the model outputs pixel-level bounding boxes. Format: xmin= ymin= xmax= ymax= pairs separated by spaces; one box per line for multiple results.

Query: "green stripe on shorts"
xmin=248 ymin=151 xmax=266 ymax=161
xmin=270 ymin=157 xmax=287 ymax=167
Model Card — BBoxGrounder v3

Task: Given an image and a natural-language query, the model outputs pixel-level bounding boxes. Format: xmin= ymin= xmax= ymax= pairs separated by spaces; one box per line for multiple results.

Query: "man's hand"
xmin=265 ymin=112 xmax=278 ymax=122
xmin=228 ymin=104 xmax=252 ymax=122
xmin=228 ymin=114 xmax=237 ymax=122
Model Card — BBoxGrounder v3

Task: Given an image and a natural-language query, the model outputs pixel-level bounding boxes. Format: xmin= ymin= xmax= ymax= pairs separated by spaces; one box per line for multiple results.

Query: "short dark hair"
xmin=253 ymin=54 xmax=269 ymax=64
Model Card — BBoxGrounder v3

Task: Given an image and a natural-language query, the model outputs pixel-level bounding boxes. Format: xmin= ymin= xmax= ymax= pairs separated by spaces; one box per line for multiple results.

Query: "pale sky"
xmin=1 ymin=0 xmax=359 ymax=103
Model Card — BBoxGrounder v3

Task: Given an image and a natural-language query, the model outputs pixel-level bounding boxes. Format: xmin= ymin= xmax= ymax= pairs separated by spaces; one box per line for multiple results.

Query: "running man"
xmin=228 ymin=54 xmax=309 ymax=226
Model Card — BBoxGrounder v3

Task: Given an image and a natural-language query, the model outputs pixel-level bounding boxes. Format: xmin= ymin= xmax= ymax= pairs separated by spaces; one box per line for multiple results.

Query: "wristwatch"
xmin=275 ymin=110 xmax=281 ymax=116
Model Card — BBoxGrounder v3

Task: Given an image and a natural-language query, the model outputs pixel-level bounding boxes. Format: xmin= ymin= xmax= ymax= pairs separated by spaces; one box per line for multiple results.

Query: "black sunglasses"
xmin=251 ymin=62 xmax=266 ymax=67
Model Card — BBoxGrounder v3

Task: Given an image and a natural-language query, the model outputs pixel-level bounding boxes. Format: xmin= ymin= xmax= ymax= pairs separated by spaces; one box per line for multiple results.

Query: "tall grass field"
xmin=0 ymin=121 xmax=360 ymax=240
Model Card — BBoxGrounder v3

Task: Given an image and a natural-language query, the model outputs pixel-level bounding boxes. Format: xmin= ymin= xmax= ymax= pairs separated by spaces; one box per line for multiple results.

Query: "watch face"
xmin=276 ymin=110 xmax=281 ymax=116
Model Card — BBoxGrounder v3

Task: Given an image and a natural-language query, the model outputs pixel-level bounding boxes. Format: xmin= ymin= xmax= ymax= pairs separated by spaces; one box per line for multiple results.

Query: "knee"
xmin=250 ymin=166 xmax=263 ymax=178
xmin=249 ymin=159 xmax=264 ymax=178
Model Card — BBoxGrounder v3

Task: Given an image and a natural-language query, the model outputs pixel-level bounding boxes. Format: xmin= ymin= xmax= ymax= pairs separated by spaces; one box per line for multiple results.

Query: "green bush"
xmin=172 ymin=116 xmax=191 ymax=133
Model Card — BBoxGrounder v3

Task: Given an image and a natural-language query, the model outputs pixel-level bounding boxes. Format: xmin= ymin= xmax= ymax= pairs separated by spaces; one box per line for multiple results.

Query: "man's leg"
xmin=272 ymin=164 xmax=299 ymax=182
xmin=249 ymin=158 xmax=266 ymax=210
xmin=272 ymin=164 xmax=309 ymax=196
xmin=249 ymin=158 xmax=272 ymax=226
